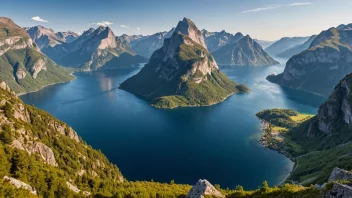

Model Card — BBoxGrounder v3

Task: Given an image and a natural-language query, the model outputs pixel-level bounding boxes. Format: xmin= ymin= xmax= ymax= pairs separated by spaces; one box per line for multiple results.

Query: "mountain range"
xmin=27 ymin=26 xmax=146 ymax=71
xmin=276 ymin=35 xmax=317 ymax=58
xmin=201 ymin=30 xmax=244 ymax=52
xmin=267 ymin=23 xmax=352 ymax=97
xmin=212 ymin=35 xmax=279 ymax=66
xmin=0 ymin=17 xmax=74 ymax=94
xmin=265 ymin=36 xmax=311 ymax=56
xmin=120 ymin=18 xmax=250 ymax=109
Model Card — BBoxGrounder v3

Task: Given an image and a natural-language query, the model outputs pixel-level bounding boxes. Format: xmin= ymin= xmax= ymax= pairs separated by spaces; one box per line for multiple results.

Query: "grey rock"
xmin=323 ymin=182 xmax=352 ymax=198
xmin=329 ymin=167 xmax=352 ymax=182
xmin=3 ymin=176 xmax=37 ymax=195
xmin=186 ymin=179 xmax=224 ymax=198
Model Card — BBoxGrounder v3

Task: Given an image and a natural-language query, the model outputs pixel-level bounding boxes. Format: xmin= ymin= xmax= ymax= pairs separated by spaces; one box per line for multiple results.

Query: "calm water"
xmin=21 ymin=59 xmax=325 ymax=189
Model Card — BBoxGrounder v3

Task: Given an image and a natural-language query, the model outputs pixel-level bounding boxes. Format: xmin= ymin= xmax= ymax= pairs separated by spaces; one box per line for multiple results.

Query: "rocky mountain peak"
xmin=173 ymin=17 xmax=206 ymax=48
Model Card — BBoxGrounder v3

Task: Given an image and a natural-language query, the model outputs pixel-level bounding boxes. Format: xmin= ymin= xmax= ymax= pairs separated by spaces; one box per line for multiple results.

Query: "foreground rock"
xmin=120 ymin=17 xmax=249 ymax=109
xmin=323 ymin=168 xmax=352 ymax=198
xmin=186 ymin=179 xmax=225 ymax=198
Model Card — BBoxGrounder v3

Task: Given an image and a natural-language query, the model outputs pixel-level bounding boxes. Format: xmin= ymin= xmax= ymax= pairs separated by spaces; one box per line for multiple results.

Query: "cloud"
xmin=31 ymin=16 xmax=48 ymax=23
xmin=287 ymin=2 xmax=312 ymax=6
xmin=120 ymin=25 xmax=129 ymax=28
xmin=241 ymin=2 xmax=311 ymax=13
xmin=241 ymin=5 xmax=280 ymax=13
xmin=136 ymin=27 xmax=141 ymax=31
xmin=95 ymin=21 xmax=113 ymax=27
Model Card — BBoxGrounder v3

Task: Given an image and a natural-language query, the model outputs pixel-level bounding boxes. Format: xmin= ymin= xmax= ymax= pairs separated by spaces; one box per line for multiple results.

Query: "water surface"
xmin=21 ymin=59 xmax=325 ymax=189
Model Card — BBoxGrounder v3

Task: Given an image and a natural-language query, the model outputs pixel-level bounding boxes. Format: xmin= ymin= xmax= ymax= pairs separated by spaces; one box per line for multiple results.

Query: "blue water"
xmin=21 ymin=59 xmax=325 ymax=189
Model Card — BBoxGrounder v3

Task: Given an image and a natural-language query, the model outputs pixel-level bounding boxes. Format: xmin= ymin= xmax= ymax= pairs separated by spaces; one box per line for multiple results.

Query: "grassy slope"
xmin=256 ymin=108 xmax=352 ymax=185
xmin=0 ymin=48 xmax=74 ymax=94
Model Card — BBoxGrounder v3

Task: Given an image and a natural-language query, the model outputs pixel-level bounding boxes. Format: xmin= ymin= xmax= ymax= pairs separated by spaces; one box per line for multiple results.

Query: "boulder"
xmin=186 ymin=179 xmax=224 ymax=198
xmin=328 ymin=167 xmax=352 ymax=182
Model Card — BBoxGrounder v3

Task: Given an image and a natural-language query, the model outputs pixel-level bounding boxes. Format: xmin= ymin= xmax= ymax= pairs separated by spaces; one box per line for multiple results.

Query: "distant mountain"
xmin=56 ymin=30 xmax=79 ymax=43
xmin=212 ymin=35 xmax=279 ymax=66
xmin=42 ymin=26 xmax=146 ymax=70
xmin=337 ymin=23 xmax=352 ymax=30
xmin=277 ymin=35 xmax=317 ymax=58
xmin=130 ymin=28 xmax=175 ymax=58
xmin=267 ymin=25 xmax=352 ymax=97
xmin=201 ymin=30 xmax=244 ymax=52
xmin=0 ymin=17 xmax=74 ymax=94
xmin=120 ymin=18 xmax=249 ymax=109
xmin=265 ymin=36 xmax=311 ymax=56
xmin=255 ymin=39 xmax=276 ymax=49
xmin=120 ymin=34 xmax=146 ymax=47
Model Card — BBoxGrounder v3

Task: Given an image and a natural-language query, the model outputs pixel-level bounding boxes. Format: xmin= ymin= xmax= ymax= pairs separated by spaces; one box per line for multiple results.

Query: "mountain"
xmin=255 ymin=39 xmax=276 ymax=49
xmin=201 ymin=30 xmax=244 ymax=52
xmin=120 ymin=18 xmax=249 ymax=109
xmin=25 ymin=26 xmax=79 ymax=49
xmin=120 ymin=34 xmax=146 ymax=47
xmin=265 ymin=36 xmax=311 ymax=56
xmin=0 ymin=17 xmax=74 ymax=94
xmin=131 ymin=28 xmax=175 ymax=58
xmin=55 ymin=30 xmax=79 ymax=43
xmin=267 ymin=26 xmax=352 ymax=97
xmin=277 ymin=35 xmax=317 ymax=58
xmin=212 ymin=35 xmax=279 ymax=66
xmin=42 ymin=26 xmax=147 ymax=70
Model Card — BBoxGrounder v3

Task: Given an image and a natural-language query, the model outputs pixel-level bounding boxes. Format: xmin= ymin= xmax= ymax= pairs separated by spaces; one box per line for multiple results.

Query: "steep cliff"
xmin=120 ymin=18 xmax=249 ymax=109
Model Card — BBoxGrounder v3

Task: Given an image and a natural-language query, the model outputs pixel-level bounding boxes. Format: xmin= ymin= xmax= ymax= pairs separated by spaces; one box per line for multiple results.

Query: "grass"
xmin=290 ymin=114 xmax=314 ymax=122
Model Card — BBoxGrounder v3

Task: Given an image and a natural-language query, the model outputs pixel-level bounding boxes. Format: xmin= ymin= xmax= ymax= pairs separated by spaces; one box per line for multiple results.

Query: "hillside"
xmin=0 ymin=17 xmax=74 ymax=94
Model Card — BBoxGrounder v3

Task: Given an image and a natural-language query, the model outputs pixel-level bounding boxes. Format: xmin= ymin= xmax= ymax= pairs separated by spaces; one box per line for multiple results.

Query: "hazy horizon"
xmin=2 ymin=0 xmax=351 ymax=40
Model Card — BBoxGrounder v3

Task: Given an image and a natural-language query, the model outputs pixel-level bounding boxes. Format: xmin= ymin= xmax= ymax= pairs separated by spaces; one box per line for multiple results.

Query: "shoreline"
xmin=257 ymin=118 xmax=296 ymax=184
xmin=17 ymin=73 xmax=77 ymax=96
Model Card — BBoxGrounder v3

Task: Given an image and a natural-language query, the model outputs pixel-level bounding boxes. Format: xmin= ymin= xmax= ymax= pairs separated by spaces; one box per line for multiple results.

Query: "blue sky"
xmin=1 ymin=0 xmax=351 ymax=40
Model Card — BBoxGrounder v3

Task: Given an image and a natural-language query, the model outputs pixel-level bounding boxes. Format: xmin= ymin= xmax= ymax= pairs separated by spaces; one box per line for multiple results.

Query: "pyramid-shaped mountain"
xmin=120 ymin=18 xmax=249 ymax=108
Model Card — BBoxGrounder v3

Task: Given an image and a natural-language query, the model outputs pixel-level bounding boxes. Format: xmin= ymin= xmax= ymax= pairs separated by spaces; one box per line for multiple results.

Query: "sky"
xmin=1 ymin=0 xmax=351 ymax=40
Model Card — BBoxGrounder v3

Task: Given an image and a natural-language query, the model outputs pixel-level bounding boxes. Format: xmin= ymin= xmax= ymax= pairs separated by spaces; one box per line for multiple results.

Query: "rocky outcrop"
xmin=186 ymin=179 xmax=224 ymax=198
xmin=66 ymin=181 xmax=91 ymax=196
xmin=328 ymin=168 xmax=352 ymax=182
xmin=323 ymin=182 xmax=352 ymax=198
xmin=3 ymin=176 xmax=37 ymax=195
xmin=120 ymin=18 xmax=248 ymax=108
xmin=212 ymin=35 xmax=279 ymax=66
xmin=27 ymin=141 xmax=58 ymax=166
xmin=267 ymin=27 xmax=352 ymax=97
xmin=310 ymin=74 xmax=352 ymax=135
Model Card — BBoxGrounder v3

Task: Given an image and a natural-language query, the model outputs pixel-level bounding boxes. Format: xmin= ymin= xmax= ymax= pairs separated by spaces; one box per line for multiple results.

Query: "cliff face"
xmin=120 ymin=18 xmax=249 ymax=109
xmin=0 ymin=17 xmax=74 ymax=94
xmin=268 ymin=27 xmax=352 ymax=97
xmin=212 ymin=35 xmax=279 ymax=66
xmin=0 ymin=81 xmax=123 ymax=196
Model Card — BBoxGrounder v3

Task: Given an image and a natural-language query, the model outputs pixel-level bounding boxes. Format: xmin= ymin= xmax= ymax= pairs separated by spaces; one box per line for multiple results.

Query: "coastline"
xmin=17 ymin=73 xmax=77 ymax=96
xmin=257 ymin=118 xmax=296 ymax=184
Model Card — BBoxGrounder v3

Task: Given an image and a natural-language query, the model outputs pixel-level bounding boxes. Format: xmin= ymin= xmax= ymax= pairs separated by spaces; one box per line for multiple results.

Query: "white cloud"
xmin=136 ymin=27 xmax=141 ymax=31
xmin=95 ymin=21 xmax=113 ymax=27
xmin=241 ymin=2 xmax=311 ymax=13
xmin=287 ymin=2 xmax=312 ymax=6
xmin=120 ymin=25 xmax=129 ymax=28
xmin=31 ymin=16 xmax=48 ymax=23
